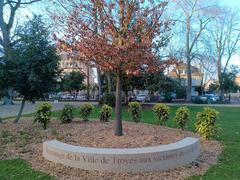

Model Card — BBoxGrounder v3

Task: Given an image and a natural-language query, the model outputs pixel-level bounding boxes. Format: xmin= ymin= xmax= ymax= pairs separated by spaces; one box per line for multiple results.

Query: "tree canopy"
xmin=61 ymin=71 xmax=85 ymax=94
xmin=13 ymin=15 xmax=60 ymax=122
xmin=52 ymin=0 xmax=173 ymax=136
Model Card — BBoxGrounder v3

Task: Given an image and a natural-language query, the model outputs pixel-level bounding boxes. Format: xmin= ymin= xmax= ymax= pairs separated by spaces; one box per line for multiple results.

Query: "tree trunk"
xmin=186 ymin=15 xmax=192 ymax=102
xmin=107 ymin=72 xmax=112 ymax=94
xmin=217 ymin=57 xmax=224 ymax=100
xmin=96 ymin=67 xmax=102 ymax=101
xmin=115 ymin=73 xmax=123 ymax=136
xmin=3 ymin=88 xmax=14 ymax=105
xmin=186 ymin=57 xmax=192 ymax=102
xmin=14 ymin=97 xmax=26 ymax=123
xmin=125 ymin=90 xmax=128 ymax=105
xmin=86 ymin=65 xmax=90 ymax=101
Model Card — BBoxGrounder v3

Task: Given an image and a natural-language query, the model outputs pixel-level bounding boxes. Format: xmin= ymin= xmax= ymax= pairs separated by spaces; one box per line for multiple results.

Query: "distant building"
xmin=235 ymin=75 xmax=240 ymax=86
xmin=59 ymin=52 xmax=95 ymax=86
xmin=167 ymin=62 xmax=203 ymax=95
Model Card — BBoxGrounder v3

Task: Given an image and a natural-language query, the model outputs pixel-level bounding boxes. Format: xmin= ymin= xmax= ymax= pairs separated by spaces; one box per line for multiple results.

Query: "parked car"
xmin=136 ymin=94 xmax=150 ymax=102
xmin=200 ymin=94 xmax=219 ymax=103
xmin=128 ymin=95 xmax=136 ymax=102
xmin=76 ymin=95 xmax=87 ymax=101
xmin=61 ymin=94 xmax=74 ymax=100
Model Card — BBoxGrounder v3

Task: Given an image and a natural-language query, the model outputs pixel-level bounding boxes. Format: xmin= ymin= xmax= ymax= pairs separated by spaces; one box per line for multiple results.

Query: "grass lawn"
xmin=1 ymin=105 xmax=240 ymax=179
xmin=0 ymin=159 xmax=53 ymax=180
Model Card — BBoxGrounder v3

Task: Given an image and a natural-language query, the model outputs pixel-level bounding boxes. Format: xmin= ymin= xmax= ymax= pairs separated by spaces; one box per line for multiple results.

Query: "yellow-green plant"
xmin=128 ymin=101 xmax=142 ymax=123
xmin=60 ymin=104 xmax=74 ymax=123
xmin=34 ymin=102 xmax=52 ymax=129
xmin=99 ymin=104 xmax=112 ymax=122
xmin=153 ymin=103 xmax=170 ymax=125
xmin=175 ymin=106 xmax=190 ymax=130
xmin=195 ymin=107 xmax=219 ymax=139
xmin=80 ymin=103 xmax=94 ymax=121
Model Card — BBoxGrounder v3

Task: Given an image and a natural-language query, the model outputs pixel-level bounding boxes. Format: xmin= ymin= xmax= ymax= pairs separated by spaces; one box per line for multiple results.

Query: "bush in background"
xmin=99 ymin=104 xmax=112 ymax=122
xmin=195 ymin=107 xmax=219 ymax=139
xmin=0 ymin=117 xmax=2 ymax=123
xmin=175 ymin=106 xmax=190 ymax=130
xmin=80 ymin=103 xmax=94 ymax=121
xmin=60 ymin=104 xmax=74 ymax=123
xmin=34 ymin=102 xmax=52 ymax=129
xmin=191 ymin=96 xmax=205 ymax=104
xmin=100 ymin=93 xmax=115 ymax=107
xmin=153 ymin=103 xmax=170 ymax=125
xmin=128 ymin=101 xmax=142 ymax=123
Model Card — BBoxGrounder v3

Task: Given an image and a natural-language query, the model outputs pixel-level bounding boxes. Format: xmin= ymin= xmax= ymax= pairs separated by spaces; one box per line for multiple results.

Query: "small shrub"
xmin=34 ymin=102 xmax=52 ymax=129
xmin=153 ymin=103 xmax=170 ymax=125
xmin=100 ymin=93 xmax=115 ymax=107
xmin=80 ymin=103 xmax=94 ymax=121
xmin=195 ymin=107 xmax=219 ymax=139
xmin=60 ymin=104 xmax=74 ymax=123
xmin=175 ymin=106 xmax=190 ymax=130
xmin=128 ymin=101 xmax=142 ymax=123
xmin=99 ymin=104 xmax=112 ymax=122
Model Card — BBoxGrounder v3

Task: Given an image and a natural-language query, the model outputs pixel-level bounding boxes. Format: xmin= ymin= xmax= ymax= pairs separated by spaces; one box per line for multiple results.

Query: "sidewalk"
xmin=0 ymin=101 xmax=97 ymax=118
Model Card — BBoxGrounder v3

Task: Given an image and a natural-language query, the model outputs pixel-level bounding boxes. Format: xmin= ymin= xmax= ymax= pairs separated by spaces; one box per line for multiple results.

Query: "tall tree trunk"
xmin=115 ymin=73 xmax=123 ymax=136
xmin=125 ymin=90 xmax=128 ymax=105
xmin=3 ymin=88 xmax=14 ymax=105
xmin=217 ymin=57 xmax=224 ymax=100
xmin=107 ymin=72 xmax=112 ymax=94
xmin=96 ymin=67 xmax=102 ymax=101
xmin=86 ymin=65 xmax=90 ymax=101
xmin=186 ymin=15 xmax=192 ymax=102
xmin=14 ymin=97 xmax=26 ymax=123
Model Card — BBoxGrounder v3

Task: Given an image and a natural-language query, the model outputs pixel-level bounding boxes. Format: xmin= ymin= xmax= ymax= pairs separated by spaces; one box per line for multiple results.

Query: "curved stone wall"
xmin=43 ymin=137 xmax=200 ymax=173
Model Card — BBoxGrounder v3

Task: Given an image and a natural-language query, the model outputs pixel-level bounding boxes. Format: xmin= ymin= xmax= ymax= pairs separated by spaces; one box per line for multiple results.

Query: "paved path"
xmin=0 ymin=101 xmax=97 ymax=118
xmin=1 ymin=101 xmax=239 ymax=118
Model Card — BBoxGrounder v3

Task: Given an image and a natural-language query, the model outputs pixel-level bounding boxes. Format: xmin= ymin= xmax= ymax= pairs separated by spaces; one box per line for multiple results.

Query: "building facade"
xmin=59 ymin=52 xmax=95 ymax=86
xmin=167 ymin=63 xmax=203 ymax=96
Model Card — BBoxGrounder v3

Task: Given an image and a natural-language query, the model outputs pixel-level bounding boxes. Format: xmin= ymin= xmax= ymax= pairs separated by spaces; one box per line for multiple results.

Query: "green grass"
xmin=0 ymin=159 xmax=53 ymax=180
xmin=1 ymin=104 xmax=240 ymax=179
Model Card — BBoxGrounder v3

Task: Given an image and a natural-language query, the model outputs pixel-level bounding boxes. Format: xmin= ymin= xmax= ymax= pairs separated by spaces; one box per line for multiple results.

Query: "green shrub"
xmin=34 ymin=102 xmax=52 ymax=129
xmin=153 ymin=103 xmax=170 ymax=125
xmin=100 ymin=93 xmax=115 ymax=107
xmin=0 ymin=117 xmax=2 ymax=123
xmin=80 ymin=103 xmax=94 ymax=121
xmin=128 ymin=101 xmax=142 ymax=123
xmin=175 ymin=106 xmax=190 ymax=130
xmin=195 ymin=107 xmax=219 ymax=139
xmin=60 ymin=104 xmax=74 ymax=123
xmin=99 ymin=104 xmax=112 ymax=122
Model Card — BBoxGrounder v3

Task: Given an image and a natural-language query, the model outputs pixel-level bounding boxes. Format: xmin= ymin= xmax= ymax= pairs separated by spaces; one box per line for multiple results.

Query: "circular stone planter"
xmin=43 ymin=137 xmax=200 ymax=173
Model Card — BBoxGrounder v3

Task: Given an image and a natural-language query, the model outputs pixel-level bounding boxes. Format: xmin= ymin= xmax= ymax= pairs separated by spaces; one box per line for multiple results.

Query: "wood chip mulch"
xmin=0 ymin=118 xmax=222 ymax=180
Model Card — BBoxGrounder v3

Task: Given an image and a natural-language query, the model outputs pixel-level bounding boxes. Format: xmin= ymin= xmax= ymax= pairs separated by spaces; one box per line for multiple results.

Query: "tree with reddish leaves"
xmin=52 ymin=0 xmax=172 ymax=136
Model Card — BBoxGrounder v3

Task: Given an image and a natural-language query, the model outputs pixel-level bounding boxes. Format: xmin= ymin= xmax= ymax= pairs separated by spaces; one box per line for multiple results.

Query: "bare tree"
xmin=209 ymin=9 xmax=240 ymax=98
xmin=172 ymin=0 xmax=216 ymax=101
xmin=195 ymin=54 xmax=216 ymax=94
xmin=0 ymin=0 xmax=41 ymax=105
